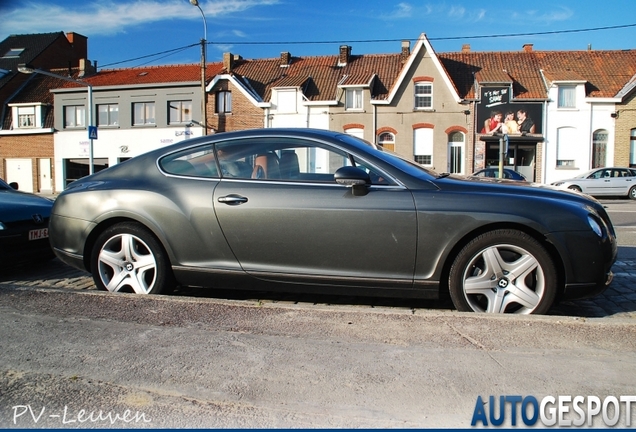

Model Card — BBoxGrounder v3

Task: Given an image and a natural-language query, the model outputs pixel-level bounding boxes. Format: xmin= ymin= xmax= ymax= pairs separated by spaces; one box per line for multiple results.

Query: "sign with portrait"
xmin=477 ymin=86 xmax=543 ymax=135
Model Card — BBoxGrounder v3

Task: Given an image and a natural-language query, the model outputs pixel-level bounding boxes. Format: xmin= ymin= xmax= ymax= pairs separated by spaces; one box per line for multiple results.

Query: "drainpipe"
xmin=542 ymin=99 xmax=548 ymax=183
xmin=372 ymin=104 xmax=377 ymax=144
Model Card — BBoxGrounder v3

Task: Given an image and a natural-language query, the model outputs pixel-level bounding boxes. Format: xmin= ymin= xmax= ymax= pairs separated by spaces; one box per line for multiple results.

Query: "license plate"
xmin=29 ymin=228 xmax=49 ymax=241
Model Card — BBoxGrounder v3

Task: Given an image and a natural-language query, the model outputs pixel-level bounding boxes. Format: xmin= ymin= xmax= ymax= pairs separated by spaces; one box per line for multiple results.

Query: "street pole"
xmin=190 ymin=0 xmax=208 ymax=135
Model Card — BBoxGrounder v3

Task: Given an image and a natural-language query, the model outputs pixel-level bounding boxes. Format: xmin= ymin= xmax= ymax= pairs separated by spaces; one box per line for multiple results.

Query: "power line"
xmin=99 ymin=23 xmax=636 ymax=68
xmin=213 ymin=23 xmax=636 ymax=45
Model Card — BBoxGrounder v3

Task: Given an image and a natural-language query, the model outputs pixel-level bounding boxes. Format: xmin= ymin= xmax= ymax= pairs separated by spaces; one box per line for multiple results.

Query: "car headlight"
xmin=588 ymin=215 xmax=603 ymax=237
xmin=0 ymin=222 xmax=5 ymax=230
xmin=552 ymin=182 xmax=564 ymax=187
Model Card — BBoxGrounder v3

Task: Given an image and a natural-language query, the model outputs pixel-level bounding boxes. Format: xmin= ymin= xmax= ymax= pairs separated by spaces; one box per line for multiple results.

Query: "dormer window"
xmin=345 ymin=88 xmax=363 ymax=110
xmin=2 ymin=48 xmax=24 ymax=58
xmin=558 ymin=85 xmax=576 ymax=108
xmin=10 ymin=103 xmax=46 ymax=129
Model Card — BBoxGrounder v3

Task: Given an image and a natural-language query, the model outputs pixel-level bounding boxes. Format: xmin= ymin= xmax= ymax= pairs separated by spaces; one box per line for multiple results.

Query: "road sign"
xmin=88 ymin=126 xmax=98 ymax=140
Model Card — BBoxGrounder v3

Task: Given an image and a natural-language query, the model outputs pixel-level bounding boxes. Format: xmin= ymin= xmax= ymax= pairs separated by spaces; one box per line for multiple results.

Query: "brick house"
xmin=0 ymin=32 xmax=88 ymax=192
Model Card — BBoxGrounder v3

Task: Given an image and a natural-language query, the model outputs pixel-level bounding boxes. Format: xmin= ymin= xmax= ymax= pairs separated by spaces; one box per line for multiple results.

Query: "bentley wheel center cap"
xmin=497 ymin=278 xmax=510 ymax=289
xmin=124 ymin=262 xmax=134 ymax=272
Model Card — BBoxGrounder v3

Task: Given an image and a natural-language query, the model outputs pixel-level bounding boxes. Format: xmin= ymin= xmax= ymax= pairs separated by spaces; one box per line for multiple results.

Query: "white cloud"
xmin=1 ymin=0 xmax=279 ymax=36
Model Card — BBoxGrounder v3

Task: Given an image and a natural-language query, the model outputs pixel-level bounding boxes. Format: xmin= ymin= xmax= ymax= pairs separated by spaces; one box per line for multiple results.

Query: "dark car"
xmin=49 ymin=128 xmax=616 ymax=314
xmin=471 ymin=168 xmax=527 ymax=181
xmin=0 ymin=179 xmax=54 ymax=266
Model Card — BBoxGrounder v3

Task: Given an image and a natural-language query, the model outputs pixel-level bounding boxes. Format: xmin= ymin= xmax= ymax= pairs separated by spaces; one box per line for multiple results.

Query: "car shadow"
xmin=1 ymin=255 xmax=634 ymax=319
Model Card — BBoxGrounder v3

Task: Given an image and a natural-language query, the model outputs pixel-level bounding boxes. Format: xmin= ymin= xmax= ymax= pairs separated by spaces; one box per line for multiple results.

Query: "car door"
xmin=212 ymin=137 xmax=418 ymax=288
xmin=608 ymin=168 xmax=636 ymax=196
xmin=583 ymin=169 xmax=611 ymax=195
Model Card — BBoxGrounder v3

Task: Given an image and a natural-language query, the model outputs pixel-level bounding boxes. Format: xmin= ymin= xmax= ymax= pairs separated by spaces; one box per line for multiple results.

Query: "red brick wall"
xmin=207 ymin=81 xmax=264 ymax=132
xmin=0 ymin=134 xmax=55 ymax=193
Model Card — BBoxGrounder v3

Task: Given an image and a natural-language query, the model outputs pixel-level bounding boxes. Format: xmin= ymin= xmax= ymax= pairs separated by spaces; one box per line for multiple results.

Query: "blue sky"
xmin=2 ymin=0 xmax=635 ymax=69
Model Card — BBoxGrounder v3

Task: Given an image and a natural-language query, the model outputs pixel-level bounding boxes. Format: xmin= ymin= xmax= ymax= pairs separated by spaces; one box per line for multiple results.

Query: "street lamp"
xmin=190 ymin=0 xmax=208 ymax=135
xmin=18 ymin=63 xmax=95 ymax=175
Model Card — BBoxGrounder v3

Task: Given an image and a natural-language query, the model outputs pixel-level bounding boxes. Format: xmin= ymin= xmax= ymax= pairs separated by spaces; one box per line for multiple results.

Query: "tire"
xmin=629 ymin=186 xmax=636 ymax=200
xmin=568 ymin=185 xmax=582 ymax=193
xmin=91 ymin=222 xmax=174 ymax=294
xmin=448 ymin=229 xmax=557 ymax=314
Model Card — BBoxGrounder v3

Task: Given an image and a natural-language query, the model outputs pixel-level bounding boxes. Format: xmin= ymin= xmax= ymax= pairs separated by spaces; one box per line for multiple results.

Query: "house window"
xmin=133 ymin=102 xmax=155 ymax=125
xmin=592 ymin=129 xmax=608 ymax=168
xmin=17 ymin=106 xmax=35 ymax=128
xmin=277 ymin=90 xmax=297 ymax=113
xmin=415 ymin=82 xmax=433 ymax=109
xmin=378 ymin=132 xmax=395 ymax=151
xmin=97 ymin=104 xmax=119 ymax=126
xmin=558 ymin=85 xmax=576 ymax=108
xmin=64 ymin=105 xmax=86 ymax=128
xmin=169 ymin=100 xmax=192 ymax=124
xmin=216 ymin=91 xmax=232 ymax=114
xmin=556 ymin=127 xmax=576 ymax=167
xmin=345 ymin=88 xmax=363 ymax=110
xmin=414 ymin=127 xmax=433 ymax=166
xmin=630 ymin=129 xmax=636 ymax=168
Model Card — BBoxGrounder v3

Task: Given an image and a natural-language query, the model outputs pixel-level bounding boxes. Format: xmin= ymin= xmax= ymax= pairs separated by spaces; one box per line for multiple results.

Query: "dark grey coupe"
xmin=49 ymin=128 xmax=617 ymax=314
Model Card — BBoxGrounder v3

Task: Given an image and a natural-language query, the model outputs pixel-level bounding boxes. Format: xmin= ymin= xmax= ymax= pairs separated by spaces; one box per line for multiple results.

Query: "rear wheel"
xmin=629 ymin=186 xmax=636 ymax=200
xmin=448 ymin=229 xmax=557 ymax=314
xmin=91 ymin=222 xmax=174 ymax=294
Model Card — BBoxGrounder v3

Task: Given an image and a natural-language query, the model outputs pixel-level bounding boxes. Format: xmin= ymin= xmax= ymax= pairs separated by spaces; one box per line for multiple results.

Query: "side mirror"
xmin=334 ymin=166 xmax=370 ymax=196
xmin=9 ymin=182 xmax=18 ymax=190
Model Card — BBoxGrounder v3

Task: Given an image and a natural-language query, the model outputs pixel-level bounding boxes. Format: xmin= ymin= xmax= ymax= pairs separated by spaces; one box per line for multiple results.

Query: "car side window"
xmin=213 ymin=137 xmax=391 ymax=185
xmin=160 ymin=144 xmax=219 ymax=178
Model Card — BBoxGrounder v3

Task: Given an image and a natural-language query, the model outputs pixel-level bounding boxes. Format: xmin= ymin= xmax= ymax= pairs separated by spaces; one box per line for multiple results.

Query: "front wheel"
xmin=448 ymin=229 xmax=557 ymax=314
xmin=568 ymin=185 xmax=582 ymax=193
xmin=91 ymin=222 xmax=174 ymax=294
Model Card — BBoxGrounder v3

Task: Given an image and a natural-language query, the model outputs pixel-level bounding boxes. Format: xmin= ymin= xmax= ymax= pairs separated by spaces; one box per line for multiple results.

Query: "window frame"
xmin=168 ymin=100 xmax=193 ymax=125
xmin=345 ymin=88 xmax=363 ymax=111
xmin=414 ymin=82 xmax=433 ymax=110
xmin=557 ymin=85 xmax=577 ymax=109
xmin=64 ymin=105 xmax=86 ymax=128
xmin=97 ymin=103 xmax=119 ymax=127
xmin=132 ymin=102 xmax=156 ymax=126
xmin=216 ymin=91 xmax=232 ymax=114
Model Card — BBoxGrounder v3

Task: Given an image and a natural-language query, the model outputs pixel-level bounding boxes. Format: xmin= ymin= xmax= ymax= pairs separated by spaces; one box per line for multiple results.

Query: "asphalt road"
xmin=0 ymin=197 xmax=635 ymax=428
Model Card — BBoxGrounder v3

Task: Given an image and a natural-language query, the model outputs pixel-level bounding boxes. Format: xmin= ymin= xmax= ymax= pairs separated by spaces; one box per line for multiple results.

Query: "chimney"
xmin=223 ymin=52 xmax=234 ymax=72
xmin=338 ymin=45 xmax=351 ymax=66
xmin=523 ymin=44 xmax=534 ymax=52
xmin=401 ymin=40 xmax=410 ymax=62
xmin=66 ymin=32 xmax=88 ymax=59
xmin=280 ymin=51 xmax=291 ymax=67
xmin=462 ymin=44 xmax=471 ymax=53
xmin=78 ymin=58 xmax=96 ymax=77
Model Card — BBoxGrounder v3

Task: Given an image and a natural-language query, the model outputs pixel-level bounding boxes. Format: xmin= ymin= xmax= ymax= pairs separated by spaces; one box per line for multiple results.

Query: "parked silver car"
xmin=49 ymin=129 xmax=617 ymax=314
xmin=551 ymin=167 xmax=636 ymax=199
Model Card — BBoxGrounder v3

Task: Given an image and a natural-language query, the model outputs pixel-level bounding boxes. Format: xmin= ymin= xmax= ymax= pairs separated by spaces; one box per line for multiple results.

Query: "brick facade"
xmin=207 ymin=81 xmax=264 ymax=133
xmin=0 ymin=134 xmax=55 ymax=192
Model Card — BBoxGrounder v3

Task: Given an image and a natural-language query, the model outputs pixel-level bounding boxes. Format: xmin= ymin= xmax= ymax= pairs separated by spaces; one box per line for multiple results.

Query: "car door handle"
xmin=218 ymin=194 xmax=248 ymax=205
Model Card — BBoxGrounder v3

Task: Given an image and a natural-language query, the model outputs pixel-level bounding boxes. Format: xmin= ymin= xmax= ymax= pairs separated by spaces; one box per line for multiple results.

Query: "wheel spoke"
xmin=503 ymin=283 xmax=541 ymax=310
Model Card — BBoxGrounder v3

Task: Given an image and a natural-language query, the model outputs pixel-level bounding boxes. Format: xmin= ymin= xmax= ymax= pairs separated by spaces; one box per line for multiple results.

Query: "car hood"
xmin=0 ymin=191 xmax=53 ymax=222
xmin=443 ymin=175 xmax=602 ymax=207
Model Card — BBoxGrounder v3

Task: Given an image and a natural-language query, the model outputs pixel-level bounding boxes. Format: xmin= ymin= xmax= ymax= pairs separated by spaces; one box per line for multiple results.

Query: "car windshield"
xmin=0 ymin=179 xmax=11 ymax=190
